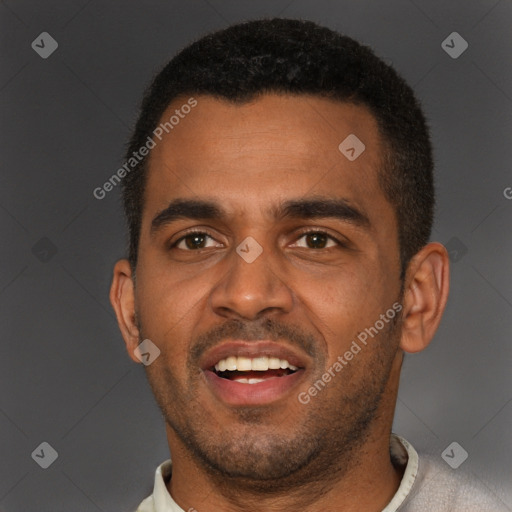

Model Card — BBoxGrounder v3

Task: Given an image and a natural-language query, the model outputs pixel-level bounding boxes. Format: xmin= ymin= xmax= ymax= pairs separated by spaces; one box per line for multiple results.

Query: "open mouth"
xmin=201 ymin=343 xmax=308 ymax=405
xmin=211 ymin=356 xmax=299 ymax=384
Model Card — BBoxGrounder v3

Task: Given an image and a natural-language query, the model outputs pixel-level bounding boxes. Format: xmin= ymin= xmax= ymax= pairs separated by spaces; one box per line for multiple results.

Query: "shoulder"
xmin=135 ymin=494 xmax=155 ymax=512
xmin=403 ymin=452 xmax=508 ymax=511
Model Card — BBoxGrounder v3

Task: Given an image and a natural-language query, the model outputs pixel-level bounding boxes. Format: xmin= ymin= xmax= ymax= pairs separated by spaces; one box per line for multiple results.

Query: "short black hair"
xmin=122 ymin=18 xmax=434 ymax=278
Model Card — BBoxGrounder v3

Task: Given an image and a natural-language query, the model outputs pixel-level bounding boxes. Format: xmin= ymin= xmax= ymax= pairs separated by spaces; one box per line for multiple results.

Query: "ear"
xmin=400 ymin=242 xmax=450 ymax=353
xmin=109 ymin=259 xmax=141 ymax=363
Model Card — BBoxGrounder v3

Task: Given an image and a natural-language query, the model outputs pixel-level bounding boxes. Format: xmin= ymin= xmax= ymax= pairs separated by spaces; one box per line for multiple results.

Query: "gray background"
xmin=1 ymin=1 xmax=511 ymax=510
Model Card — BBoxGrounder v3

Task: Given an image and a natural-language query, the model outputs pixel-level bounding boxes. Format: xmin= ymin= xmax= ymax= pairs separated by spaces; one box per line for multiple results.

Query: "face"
xmin=131 ymin=94 xmax=404 ymax=486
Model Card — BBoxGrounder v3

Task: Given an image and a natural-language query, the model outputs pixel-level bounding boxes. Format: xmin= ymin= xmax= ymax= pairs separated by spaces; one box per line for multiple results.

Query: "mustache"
xmin=188 ymin=317 xmax=319 ymax=366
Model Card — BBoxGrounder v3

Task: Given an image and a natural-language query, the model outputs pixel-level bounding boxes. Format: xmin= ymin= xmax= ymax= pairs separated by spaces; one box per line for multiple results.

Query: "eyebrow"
xmin=150 ymin=197 xmax=371 ymax=233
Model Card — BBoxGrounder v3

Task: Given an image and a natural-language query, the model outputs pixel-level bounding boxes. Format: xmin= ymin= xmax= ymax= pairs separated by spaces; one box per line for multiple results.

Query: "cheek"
xmin=134 ymin=265 xmax=211 ymax=364
xmin=294 ymin=266 xmax=391 ymax=360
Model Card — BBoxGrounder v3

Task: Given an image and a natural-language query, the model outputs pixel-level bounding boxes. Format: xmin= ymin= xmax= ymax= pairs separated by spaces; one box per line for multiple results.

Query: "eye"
xmin=170 ymin=229 xmax=345 ymax=251
xmin=172 ymin=231 xmax=223 ymax=250
xmin=292 ymin=230 xmax=341 ymax=249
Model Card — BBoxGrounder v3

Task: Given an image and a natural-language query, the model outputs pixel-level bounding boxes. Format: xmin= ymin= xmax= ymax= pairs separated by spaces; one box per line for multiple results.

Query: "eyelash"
xmin=170 ymin=228 xmax=346 ymax=250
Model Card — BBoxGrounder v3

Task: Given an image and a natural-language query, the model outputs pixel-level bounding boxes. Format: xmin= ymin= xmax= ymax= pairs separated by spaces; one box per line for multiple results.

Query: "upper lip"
xmin=200 ymin=341 xmax=309 ymax=371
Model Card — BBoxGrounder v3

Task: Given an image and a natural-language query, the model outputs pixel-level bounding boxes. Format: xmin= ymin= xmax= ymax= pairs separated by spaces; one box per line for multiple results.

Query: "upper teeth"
xmin=214 ymin=356 xmax=299 ymax=372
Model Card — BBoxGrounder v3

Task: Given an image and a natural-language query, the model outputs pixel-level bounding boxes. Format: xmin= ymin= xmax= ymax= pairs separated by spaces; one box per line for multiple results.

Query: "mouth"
xmin=201 ymin=343 xmax=308 ymax=406
xmin=213 ymin=355 xmax=299 ymax=383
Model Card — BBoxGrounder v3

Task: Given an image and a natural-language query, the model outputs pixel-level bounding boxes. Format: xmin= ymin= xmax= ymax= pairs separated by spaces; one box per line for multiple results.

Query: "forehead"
xmin=143 ymin=94 xmax=392 ymax=225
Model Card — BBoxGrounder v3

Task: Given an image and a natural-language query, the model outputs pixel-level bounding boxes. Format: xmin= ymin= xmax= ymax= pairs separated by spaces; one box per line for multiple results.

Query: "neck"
xmin=166 ymin=425 xmax=404 ymax=512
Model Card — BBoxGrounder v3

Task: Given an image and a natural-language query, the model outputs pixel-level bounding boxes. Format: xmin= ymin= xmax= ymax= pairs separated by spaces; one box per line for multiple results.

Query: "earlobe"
xmin=109 ymin=259 xmax=141 ymax=363
xmin=400 ymin=242 xmax=450 ymax=353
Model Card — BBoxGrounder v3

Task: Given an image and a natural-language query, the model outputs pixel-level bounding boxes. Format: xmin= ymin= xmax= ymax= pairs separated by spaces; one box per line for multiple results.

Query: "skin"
xmin=110 ymin=94 xmax=450 ymax=512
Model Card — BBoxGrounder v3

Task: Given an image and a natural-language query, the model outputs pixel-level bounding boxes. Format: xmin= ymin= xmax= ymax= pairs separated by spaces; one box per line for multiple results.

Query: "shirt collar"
xmin=152 ymin=460 xmax=178 ymax=511
xmin=137 ymin=433 xmax=418 ymax=512
xmin=382 ymin=435 xmax=419 ymax=511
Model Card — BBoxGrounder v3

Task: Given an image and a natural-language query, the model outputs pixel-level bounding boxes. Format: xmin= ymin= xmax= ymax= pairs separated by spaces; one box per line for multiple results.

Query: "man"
xmin=109 ymin=18 xmax=505 ymax=512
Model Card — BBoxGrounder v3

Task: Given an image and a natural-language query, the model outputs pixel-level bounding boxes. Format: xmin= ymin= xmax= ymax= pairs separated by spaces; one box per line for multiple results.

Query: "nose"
xmin=209 ymin=240 xmax=294 ymax=321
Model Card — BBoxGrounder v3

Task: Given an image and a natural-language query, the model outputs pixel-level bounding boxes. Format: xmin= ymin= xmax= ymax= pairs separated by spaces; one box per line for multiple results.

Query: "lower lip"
xmin=203 ymin=370 xmax=305 ymax=406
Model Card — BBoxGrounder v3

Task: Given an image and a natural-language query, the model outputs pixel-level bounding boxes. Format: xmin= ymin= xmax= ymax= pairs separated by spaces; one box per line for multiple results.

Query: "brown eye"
xmin=292 ymin=231 xmax=338 ymax=249
xmin=305 ymin=232 xmax=328 ymax=248
xmin=173 ymin=232 xmax=221 ymax=250
xmin=184 ymin=234 xmax=207 ymax=249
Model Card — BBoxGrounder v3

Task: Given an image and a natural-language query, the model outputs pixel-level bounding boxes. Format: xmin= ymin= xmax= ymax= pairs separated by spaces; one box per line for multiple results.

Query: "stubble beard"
xmin=142 ymin=314 xmax=401 ymax=494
